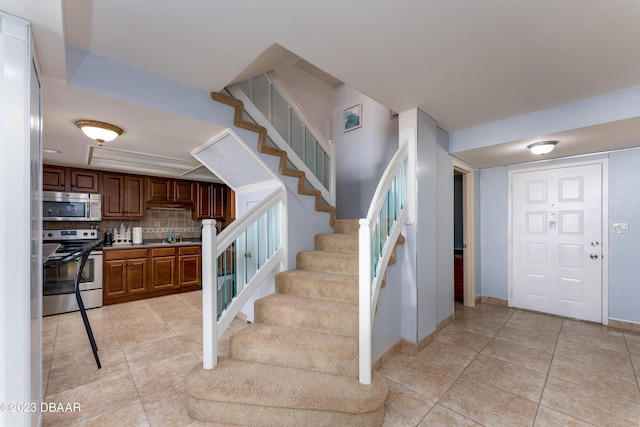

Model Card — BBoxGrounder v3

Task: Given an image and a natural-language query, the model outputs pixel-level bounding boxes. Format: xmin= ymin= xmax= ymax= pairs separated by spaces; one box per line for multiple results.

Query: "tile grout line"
xmin=105 ymin=302 xmax=153 ymax=426
xmin=422 ymin=307 xmax=518 ymax=426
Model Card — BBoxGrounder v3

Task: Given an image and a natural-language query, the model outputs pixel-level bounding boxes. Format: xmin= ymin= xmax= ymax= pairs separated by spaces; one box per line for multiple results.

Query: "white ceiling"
xmin=3 ymin=0 xmax=640 ymax=171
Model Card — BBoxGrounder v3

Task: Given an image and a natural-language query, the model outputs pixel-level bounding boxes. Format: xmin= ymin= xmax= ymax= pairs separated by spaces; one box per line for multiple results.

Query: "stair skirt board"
xmin=186 ymin=220 xmax=404 ymax=425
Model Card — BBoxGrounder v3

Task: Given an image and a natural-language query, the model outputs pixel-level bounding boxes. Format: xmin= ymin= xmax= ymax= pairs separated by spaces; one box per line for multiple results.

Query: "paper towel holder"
xmin=132 ymin=226 xmax=143 ymax=245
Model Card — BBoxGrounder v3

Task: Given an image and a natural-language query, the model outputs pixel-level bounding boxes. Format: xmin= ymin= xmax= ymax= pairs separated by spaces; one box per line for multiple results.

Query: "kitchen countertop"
xmin=102 ymin=240 xmax=201 ymax=250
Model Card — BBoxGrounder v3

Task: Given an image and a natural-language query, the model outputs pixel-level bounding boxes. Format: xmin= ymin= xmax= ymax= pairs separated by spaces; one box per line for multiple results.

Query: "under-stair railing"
xmin=201 ymin=186 xmax=287 ymax=369
xmin=358 ymin=127 xmax=416 ymax=384
xmin=228 ymin=71 xmax=336 ymax=205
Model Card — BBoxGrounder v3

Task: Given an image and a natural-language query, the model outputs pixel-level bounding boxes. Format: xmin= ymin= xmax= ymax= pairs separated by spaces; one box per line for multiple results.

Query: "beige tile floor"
xmin=42 ymin=293 xmax=640 ymax=426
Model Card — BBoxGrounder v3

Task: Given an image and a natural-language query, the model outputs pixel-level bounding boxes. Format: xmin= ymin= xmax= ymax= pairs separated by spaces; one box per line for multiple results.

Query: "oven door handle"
xmin=44 ymin=249 xmax=83 ymax=269
xmin=43 ymin=240 xmax=103 ymax=269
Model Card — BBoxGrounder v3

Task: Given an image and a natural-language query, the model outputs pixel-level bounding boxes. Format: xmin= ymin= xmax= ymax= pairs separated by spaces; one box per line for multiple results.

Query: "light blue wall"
xmin=436 ymin=128 xmax=454 ymax=324
xmin=416 ymin=110 xmax=439 ymax=338
xmin=479 ymin=167 xmax=509 ymax=299
xmin=331 ymin=85 xmax=404 ymax=360
xmin=608 ymin=148 xmax=640 ymax=324
xmin=479 ymin=152 xmax=640 ymax=325
xmin=274 ymin=63 xmax=334 ymax=141
xmin=333 ymin=84 xmax=398 ymax=219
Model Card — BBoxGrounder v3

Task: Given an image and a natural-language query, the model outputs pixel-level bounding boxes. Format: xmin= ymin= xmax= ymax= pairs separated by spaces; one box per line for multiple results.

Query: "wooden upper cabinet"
xmin=146 ymin=177 xmax=173 ymax=203
xmin=42 ymin=165 xmax=66 ymax=191
xmin=102 ymin=173 xmax=145 ymax=218
xmin=195 ymin=182 xmax=213 ymax=219
xmin=43 ymin=165 xmax=99 ymax=193
xmin=124 ymin=176 xmax=145 ymax=217
xmin=174 ymin=180 xmax=196 ymax=204
xmin=70 ymin=169 xmax=100 ymax=192
xmin=146 ymin=177 xmax=195 ymax=207
xmin=194 ymin=182 xmax=230 ymax=220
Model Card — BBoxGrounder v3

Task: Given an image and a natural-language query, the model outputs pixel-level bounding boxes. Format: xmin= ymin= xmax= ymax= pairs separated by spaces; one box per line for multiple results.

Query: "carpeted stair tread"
xmin=315 ymin=233 xmax=358 ymax=253
xmin=333 ymin=219 xmax=360 ymax=235
xmin=186 ymin=358 xmax=388 ymax=414
xmin=297 ymin=250 xmax=358 ymax=276
xmin=275 ymin=270 xmax=358 ymax=304
xmin=255 ymin=293 xmax=358 ymax=337
xmin=230 ymin=323 xmax=358 ymax=376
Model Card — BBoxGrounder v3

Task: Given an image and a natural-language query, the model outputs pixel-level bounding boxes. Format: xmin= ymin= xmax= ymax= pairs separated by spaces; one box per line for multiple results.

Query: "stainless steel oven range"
xmin=42 ymin=229 xmax=103 ymax=316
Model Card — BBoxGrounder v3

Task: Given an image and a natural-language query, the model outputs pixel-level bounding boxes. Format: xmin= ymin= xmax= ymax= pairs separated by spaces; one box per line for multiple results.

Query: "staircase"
xmin=186 ymin=220 xmax=393 ymax=426
xmin=211 ymin=91 xmax=336 ymax=226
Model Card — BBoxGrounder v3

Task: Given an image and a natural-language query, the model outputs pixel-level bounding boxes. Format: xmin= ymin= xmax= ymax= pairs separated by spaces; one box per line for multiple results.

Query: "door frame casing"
xmin=507 ymin=159 xmax=609 ymax=324
xmin=453 ymin=160 xmax=476 ymax=307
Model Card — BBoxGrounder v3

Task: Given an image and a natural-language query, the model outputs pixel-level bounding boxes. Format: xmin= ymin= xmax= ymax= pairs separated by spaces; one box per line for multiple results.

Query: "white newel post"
xmin=201 ymin=219 xmax=218 ymax=369
xmin=358 ymin=219 xmax=373 ymax=385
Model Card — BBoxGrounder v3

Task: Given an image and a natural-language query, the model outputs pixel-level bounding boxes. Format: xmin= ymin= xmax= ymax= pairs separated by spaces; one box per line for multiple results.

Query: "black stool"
xmin=45 ymin=240 xmax=103 ymax=369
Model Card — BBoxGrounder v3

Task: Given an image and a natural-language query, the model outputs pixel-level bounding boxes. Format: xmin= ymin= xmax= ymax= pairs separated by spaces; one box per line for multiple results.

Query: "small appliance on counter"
xmin=103 ymin=231 xmax=113 ymax=246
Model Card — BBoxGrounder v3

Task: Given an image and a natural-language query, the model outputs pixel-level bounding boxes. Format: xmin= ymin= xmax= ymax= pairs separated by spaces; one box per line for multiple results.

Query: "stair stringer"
xmin=211 ymin=91 xmax=336 ymax=227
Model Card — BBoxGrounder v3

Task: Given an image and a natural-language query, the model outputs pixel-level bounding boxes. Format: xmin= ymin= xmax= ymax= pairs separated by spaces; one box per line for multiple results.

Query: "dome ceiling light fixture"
xmin=75 ymin=120 xmax=123 ymax=146
xmin=527 ymin=140 xmax=558 ymax=155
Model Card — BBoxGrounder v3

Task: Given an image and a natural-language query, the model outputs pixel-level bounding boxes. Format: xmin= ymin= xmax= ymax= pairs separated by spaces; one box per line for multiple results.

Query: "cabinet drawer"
xmin=178 ymin=246 xmax=200 ymax=255
xmin=104 ymin=248 xmax=148 ymax=261
xmin=150 ymin=247 xmax=176 ymax=257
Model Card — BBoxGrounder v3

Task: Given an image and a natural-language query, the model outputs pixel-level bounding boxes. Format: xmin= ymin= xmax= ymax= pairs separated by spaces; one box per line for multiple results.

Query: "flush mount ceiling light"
xmin=75 ymin=120 xmax=123 ymax=146
xmin=527 ymin=140 xmax=558 ymax=155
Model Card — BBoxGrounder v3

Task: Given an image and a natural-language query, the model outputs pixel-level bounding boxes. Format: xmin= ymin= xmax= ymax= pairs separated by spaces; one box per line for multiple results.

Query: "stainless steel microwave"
xmin=43 ymin=191 xmax=102 ymax=221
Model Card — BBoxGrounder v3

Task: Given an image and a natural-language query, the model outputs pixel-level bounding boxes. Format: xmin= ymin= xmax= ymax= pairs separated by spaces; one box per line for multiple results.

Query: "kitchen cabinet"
xmin=194 ymin=182 xmax=233 ymax=222
xmin=145 ymin=177 xmax=196 ymax=208
xmin=43 ymin=165 xmax=100 ymax=193
xmin=178 ymin=246 xmax=201 ymax=287
xmin=150 ymin=247 xmax=178 ymax=290
xmin=102 ymin=173 xmax=145 ymax=219
xmin=104 ymin=248 xmax=148 ymax=299
xmin=103 ymin=244 xmax=201 ymax=305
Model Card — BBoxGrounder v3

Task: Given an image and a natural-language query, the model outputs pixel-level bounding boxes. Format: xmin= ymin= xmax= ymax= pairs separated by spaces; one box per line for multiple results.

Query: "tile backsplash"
xmin=44 ymin=208 xmax=205 ymax=240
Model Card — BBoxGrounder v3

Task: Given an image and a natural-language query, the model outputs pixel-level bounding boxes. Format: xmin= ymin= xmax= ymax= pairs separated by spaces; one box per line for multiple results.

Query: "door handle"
xmin=245 ymin=252 xmax=252 ymax=258
xmin=591 ymin=241 xmax=600 ymax=247
xmin=590 ymin=254 xmax=599 ymax=260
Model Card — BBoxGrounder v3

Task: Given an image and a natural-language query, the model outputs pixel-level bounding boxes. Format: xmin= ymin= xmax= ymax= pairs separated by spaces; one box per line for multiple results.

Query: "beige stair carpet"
xmin=186 ymin=219 xmax=401 ymax=426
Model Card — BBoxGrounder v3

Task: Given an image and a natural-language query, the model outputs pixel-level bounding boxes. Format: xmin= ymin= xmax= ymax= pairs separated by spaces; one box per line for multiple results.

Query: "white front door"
xmin=510 ymin=162 xmax=604 ymax=322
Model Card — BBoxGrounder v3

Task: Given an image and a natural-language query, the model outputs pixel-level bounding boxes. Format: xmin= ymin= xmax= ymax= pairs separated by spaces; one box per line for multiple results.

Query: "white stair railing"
xmin=201 ymin=186 xmax=287 ymax=369
xmin=228 ymin=71 xmax=336 ymax=205
xmin=358 ymin=127 xmax=416 ymax=384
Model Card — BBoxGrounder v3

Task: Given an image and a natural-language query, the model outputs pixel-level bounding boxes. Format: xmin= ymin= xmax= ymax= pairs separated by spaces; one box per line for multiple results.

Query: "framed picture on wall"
xmin=343 ymin=104 xmax=362 ymax=132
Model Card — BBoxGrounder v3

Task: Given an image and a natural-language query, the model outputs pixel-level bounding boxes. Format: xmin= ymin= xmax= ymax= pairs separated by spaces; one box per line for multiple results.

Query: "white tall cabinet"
xmin=0 ymin=11 xmax=42 ymax=427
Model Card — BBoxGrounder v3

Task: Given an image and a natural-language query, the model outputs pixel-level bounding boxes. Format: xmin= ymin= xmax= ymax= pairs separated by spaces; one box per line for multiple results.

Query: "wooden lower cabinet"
xmin=150 ymin=247 xmax=178 ymax=290
xmin=104 ymin=249 xmax=149 ymax=299
xmin=103 ymin=245 xmax=201 ymax=305
xmin=178 ymin=246 xmax=201 ymax=287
